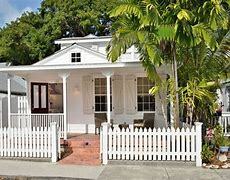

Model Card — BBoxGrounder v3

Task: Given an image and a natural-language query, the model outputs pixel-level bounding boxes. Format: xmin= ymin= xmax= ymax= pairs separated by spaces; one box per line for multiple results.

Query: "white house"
xmin=218 ymin=79 xmax=230 ymax=112
xmin=0 ymin=63 xmax=26 ymax=127
xmin=0 ymin=34 xmax=171 ymax=139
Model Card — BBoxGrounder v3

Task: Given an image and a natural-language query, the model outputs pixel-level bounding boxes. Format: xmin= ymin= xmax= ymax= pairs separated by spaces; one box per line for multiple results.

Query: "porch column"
xmin=59 ymin=73 xmax=70 ymax=140
xmin=103 ymin=72 xmax=113 ymax=124
xmin=7 ymin=74 xmax=12 ymax=128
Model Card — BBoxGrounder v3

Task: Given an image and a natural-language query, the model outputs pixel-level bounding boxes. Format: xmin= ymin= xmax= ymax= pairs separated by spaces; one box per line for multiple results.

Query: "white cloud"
xmin=0 ymin=0 xmax=32 ymax=26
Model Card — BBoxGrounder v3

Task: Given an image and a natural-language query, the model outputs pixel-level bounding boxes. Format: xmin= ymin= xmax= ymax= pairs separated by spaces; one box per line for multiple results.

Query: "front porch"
xmin=4 ymin=63 xmax=167 ymax=139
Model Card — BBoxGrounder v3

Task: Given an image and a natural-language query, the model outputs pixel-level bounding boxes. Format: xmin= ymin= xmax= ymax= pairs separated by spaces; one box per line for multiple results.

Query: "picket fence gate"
xmin=0 ymin=122 xmax=59 ymax=162
xmin=101 ymin=122 xmax=202 ymax=167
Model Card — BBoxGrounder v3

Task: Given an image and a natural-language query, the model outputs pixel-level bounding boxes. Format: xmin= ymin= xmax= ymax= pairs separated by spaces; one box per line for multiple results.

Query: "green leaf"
xmin=177 ymin=9 xmax=192 ymax=21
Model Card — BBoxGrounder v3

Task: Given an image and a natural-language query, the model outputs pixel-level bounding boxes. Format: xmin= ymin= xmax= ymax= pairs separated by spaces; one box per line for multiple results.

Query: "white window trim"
xmin=71 ymin=52 xmax=81 ymax=63
xmin=94 ymin=77 xmax=113 ymax=113
xmin=136 ymin=76 xmax=155 ymax=113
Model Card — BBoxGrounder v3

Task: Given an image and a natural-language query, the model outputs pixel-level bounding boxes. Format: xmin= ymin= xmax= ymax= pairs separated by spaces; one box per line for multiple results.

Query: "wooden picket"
xmin=0 ymin=123 xmax=59 ymax=162
xmin=102 ymin=122 xmax=203 ymax=166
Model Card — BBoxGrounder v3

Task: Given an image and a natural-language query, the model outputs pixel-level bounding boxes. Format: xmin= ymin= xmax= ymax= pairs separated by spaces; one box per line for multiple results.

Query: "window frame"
xmin=71 ymin=52 xmax=81 ymax=63
xmin=94 ymin=77 xmax=112 ymax=113
xmin=136 ymin=76 xmax=155 ymax=112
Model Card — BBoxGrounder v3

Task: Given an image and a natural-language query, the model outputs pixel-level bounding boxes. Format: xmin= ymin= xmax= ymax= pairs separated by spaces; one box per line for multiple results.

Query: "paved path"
xmin=0 ymin=160 xmax=229 ymax=180
xmin=0 ymin=160 xmax=104 ymax=179
xmin=98 ymin=165 xmax=230 ymax=180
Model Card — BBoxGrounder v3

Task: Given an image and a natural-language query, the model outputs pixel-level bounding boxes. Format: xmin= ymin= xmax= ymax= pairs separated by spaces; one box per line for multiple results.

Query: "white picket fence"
xmin=0 ymin=122 xmax=59 ymax=162
xmin=101 ymin=122 xmax=203 ymax=166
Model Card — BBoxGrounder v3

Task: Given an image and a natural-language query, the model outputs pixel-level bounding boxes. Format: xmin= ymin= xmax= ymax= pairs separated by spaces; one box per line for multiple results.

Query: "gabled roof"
xmin=54 ymin=34 xmax=111 ymax=44
xmin=54 ymin=34 xmax=112 ymax=44
xmin=34 ymin=43 xmax=106 ymax=66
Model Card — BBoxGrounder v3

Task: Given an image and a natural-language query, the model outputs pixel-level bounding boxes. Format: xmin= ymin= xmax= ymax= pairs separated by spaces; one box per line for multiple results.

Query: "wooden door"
xmin=31 ymin=83 xmax=48 ymax=113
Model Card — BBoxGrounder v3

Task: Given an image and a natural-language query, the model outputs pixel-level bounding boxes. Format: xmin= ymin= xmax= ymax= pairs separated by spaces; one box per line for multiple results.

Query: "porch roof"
xmin=0 ymin=62 xmax=143 ymax=77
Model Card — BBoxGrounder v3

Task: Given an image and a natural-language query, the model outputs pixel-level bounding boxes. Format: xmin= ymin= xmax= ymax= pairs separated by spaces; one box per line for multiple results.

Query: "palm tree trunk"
xmin=172 ymin=43 xmax=180 ymax=128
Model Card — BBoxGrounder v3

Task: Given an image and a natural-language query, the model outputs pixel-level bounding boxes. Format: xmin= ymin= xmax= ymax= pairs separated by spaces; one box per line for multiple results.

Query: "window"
xmin=137 ymin=77 xmax=155 ymax=111
xmin=227 ymin=86 xmax=230 ymax=112
xmin=71 ymin=52 xmax=81 ymax=62
xmin=95 ymin=78 xmax=112 ymax=112
xmin=31 ymin=83 xmax=48 ymax=113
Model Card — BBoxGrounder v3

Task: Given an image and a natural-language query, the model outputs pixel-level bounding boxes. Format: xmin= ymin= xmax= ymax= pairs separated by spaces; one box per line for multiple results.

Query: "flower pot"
xmin=219 ymin=146 xmax=229 ymax=153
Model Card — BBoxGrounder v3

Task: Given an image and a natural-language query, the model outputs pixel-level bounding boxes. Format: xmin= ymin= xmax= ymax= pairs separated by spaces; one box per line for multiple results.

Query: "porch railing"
xmin=10 ymin=113 xmax=65 ymax=138
xmin=220 ymin=112 xmax=230 ymax=136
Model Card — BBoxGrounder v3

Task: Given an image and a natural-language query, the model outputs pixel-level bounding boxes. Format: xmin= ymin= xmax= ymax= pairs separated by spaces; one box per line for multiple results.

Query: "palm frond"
xmin=192 ymin=23 xmax=217 ymax=50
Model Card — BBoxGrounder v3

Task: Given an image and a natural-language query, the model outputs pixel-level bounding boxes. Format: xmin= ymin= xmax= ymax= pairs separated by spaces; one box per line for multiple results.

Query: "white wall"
xmin=218 ymin=83 xmax=230 ymax=112
xmin=0 ymin=94 xmax=19 ymax=128
xmin=25 ymin=66 xmax=169 ymax=133
xmin=66 ymin=71 xmax=168 ymax=132
xmin=39 ymin=43 xmax=139 ymax=66
xmin=0 ymin=94 xmax=3 ymax=127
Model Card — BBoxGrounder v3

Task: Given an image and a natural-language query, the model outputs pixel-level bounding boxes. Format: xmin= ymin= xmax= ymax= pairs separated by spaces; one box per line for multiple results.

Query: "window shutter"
xmin=125 ymin=75 xmax=137 ymax=114
xmin=82 ymin=75 xmax=94 ymax=114
xmin=112 ymin=75 xmax=124 ymax=114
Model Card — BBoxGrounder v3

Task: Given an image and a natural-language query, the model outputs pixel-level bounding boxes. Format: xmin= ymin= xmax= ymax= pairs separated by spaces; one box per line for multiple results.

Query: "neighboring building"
xmin=0 ymin=63 xmax=26 ymax=127
xmin=218 ymin=79 xmax=230 ymax=112
xmin=0 ymin=34 xmax=170 ymax=139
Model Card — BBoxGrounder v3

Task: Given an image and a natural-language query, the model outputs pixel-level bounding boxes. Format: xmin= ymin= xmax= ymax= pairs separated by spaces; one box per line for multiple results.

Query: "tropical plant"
xmin=213 ymin=124 xmax=230 ymax=148
xmin=201 ymin=143 xmax=215 ymax=163
xmin=107 ymin=0 xmax=229 ymax=127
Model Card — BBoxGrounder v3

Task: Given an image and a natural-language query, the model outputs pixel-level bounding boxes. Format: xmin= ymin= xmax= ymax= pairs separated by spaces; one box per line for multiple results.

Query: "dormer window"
xmin=71 ymin=52 xmax=81 ymax=62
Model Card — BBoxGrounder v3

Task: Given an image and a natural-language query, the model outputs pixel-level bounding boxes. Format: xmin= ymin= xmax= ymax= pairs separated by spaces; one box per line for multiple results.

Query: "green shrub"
xmin=213 ymin=125 xmax=224 ymax=148
xmin=201 ymin=143 xmax=214 ymax=163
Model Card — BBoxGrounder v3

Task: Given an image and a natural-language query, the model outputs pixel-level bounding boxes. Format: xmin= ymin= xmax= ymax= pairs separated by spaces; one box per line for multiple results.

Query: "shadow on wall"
xmin=1 ymin=96 xmax=19 ymax=128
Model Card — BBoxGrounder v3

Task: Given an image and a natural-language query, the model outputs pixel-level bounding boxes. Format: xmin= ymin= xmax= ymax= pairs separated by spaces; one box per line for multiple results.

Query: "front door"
xmin=31 ymin=83 xmax=48 ymax=113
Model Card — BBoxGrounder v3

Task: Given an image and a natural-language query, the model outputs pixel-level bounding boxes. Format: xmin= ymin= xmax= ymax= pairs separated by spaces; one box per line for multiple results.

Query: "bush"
xmin=213 ymin=125 xmax=224 ymax=148
xmin=201 ymin=143 xmax=214 ymax=163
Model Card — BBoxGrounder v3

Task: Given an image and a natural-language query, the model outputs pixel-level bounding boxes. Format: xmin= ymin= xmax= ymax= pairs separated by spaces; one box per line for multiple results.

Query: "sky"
xmin=0 ymin=0 xmax=42 ymax=27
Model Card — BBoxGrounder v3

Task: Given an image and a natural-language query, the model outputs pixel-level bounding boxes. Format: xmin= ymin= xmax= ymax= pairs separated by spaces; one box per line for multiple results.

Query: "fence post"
xmin=102 ymin=122 xmax=109 ymax=165
xmin=195 ymin=122 xmax=203 ymax=167
xmin=51 ymin=122 xmax=58 ymax=163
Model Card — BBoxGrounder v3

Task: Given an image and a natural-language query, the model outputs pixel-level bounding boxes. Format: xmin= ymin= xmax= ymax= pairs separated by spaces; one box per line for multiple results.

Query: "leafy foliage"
xmin=0 ymin=0 xmax=118 ymax=65
xmin=201 ymin=143 xmax=215 ymax=163
xmin=107 ymin=0 xmax=229 ymax=126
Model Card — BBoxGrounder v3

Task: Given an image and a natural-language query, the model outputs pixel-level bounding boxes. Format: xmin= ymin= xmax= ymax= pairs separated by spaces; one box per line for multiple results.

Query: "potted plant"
xmin=219 ymin=137 xmax=230 ymax=153
xmin=213 ymin=125 xmax=230 ymax=153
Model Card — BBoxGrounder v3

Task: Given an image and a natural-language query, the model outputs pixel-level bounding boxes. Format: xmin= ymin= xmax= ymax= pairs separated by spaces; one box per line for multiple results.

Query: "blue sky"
xmin=0 ymin=0 xmax=42 ymax=27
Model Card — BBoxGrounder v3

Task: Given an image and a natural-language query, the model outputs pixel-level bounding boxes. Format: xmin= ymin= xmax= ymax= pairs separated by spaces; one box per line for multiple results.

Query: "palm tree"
xmin=106 ymin=0 xmax=229 ymax=128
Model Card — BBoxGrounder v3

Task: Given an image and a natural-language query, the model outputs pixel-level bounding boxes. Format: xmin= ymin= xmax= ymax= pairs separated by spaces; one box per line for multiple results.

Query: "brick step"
xmin=68 ymin=134 xmax=100 ymax=140
xmin=69 ymin=154 xmax=100 ymax=159
xmin=70 ymin=148 xmax=100 ymax=154
xmin=68 ymin=140 xmax=100 ymax=148
xmin=59 ymin=134 xmax=101 ymax=165
xmin=59 ymin=153 xmax=101 ymax=165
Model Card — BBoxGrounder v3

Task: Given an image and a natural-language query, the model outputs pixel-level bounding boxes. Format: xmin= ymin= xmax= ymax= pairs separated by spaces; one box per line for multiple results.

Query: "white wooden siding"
xmin=125 ymin=75 xmax=137 ymax=114
xmin=82 ymin=75 xmax=94 ymax=114
xmin=112 ymin=75 xmax=124 ymax=114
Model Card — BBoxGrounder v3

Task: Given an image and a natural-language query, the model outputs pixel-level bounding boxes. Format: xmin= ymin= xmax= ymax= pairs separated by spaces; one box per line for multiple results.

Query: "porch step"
xmin=59 ymin=134 xmax=101 ymax=165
